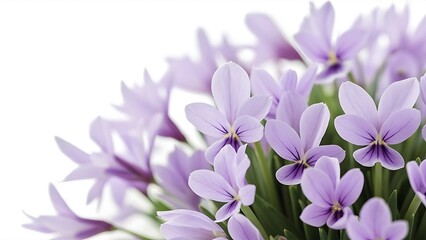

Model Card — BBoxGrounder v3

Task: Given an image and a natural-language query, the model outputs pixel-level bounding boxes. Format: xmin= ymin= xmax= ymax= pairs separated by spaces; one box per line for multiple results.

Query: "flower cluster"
xmin=25 ymin=2 xmax=426 ymax=240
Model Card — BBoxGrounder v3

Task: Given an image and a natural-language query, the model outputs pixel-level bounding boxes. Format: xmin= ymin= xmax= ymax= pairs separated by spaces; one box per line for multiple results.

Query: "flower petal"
xmin=276 ymin=92 xmax=307 ymax=133
xmin=297 ymin=64 xmax=318 ymax=98
xmin=188 ymin=170 xmax=235 ymax=202
xmin=205 ymin=138 xmax=228 ymax=165
xmin=335 ymin=114 xmax=377 ymax=146
xmin=90 ymin=117 xmax=113 ymax=154
xmin=379 ymin=108 xmax=420 ymax=144
xmin=406 ymin=161 xmax=426 ymax=194
xmin=49 ymin=184 xmax=76 ymax=217
xmin=300 ymin=103 xmax=330 ymax=150
xmin=185 ymin=103 xmax=230 ymax=138
xmin=55 ymin=137 xmax=90 ymax=164
xmin=212 ymin=62 xmax=250 ymax=123
xmin=238 ymin=185 xmax=256 ymax=206
xmin=336 ymin=28 xmax=367 ymax=60
xmin=265 ymin=120 xmax=303 ymax=161
xmin=359 ymin=198 xmax=392 ymax=237
xmin=234 ymin=116 xmax=264 ymax=143
xmin=313 ymin=156 xmax=340 ymax=189
xmin=294 ymin=32 xmax=329 ymax=62
xmin=213 ymin=145 xmax=238 ymax=189
xmin=384 ymin=220 xmax=409 ymax=240
xmin=250 ymin=69 xmax=280 ymax=101
xmin=215 ymin=200 xmax=241 ymax=222
xmin=276 ymin=163 xmax=305 ymax=185
xmin=327 ymin=207 xmax=352 ymax=230
xmin=228 ymin=214 xmax=262 ymax=240
xmin=346 ymin=216 xmax=375 ymax=240
xmin=305 ymin=145 xmax=345 ymax=167
xmin=301 ymin=168 xmax=335 ymax=207
xmin=300 ymin=204 xmax=330 ymax=227
xmin=336 ymin=169 xmax=364 ymax=207
xmin=237 ymin=96 xmax=272 ymax=121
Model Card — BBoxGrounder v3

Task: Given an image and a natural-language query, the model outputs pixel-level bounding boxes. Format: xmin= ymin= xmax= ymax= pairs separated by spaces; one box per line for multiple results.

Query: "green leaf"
xmin=408 ymin=213 xmax=415 ymax=240
xmin=387 ymin=189 xmax=399 ymax=219
xmin=319 ymin=228 xmax=327 ymax=240
xmin=283 ymin=229 xmax=298 ymax=240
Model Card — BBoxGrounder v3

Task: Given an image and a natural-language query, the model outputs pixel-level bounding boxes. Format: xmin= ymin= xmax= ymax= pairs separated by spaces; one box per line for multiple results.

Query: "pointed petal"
xmin=297 ymin=64 xmax=318 ymax=98
xmin=188 ymin=170 xmax=235 ymax=202
xmin=359 ymin=198 xmax=392 ymax=237
xmin=334 ymin=114 xmax=377 ymax=145
xmin=379 ymin=108 xmax=420 ymax=144
xmin=300 ymin=204 xmax=330 ymax=227
xmin=313 ymin=156 xmax=340 ymax=189
xmin=276 ymin=92 xmax=307 ymax=133
xmin=378 ymin=77 xmax=419 ymax=123
xmin=336 ymin=169 xmax=364 ymax=206
xmin=212 ymin=62 xmax=250 ymax=123
xmin=346 ymin=216 xmax=374 ymax=240
xmin=48 ymin=184 xmax=76 ymax=217
xmin=406 ymin=161 xmax=426 ymax=194
xmin=294 ymin=32 xmax=329 ymax=62
xmin=280 ymin=69 xmax=298 ymax=91
xmin=276 ymin=163 xmax=305 ymax=185
xmin=336 ymin=29 xmax=367 ymax=60
xmin=384 ymin=220 xmax=409 ymax=240
xmin=327 ymin=207 xmax=352 ymax=230
xmin=64 ymin=166 xmax=99 ymax=181
xmin=338 ymin=81 xmax=377 ymax=124
xmin=238 ymin=185 xmax=256 ymax=206
xmin=228 ymin=214 xmax=262 ymax=240
xmin=301 ymin=168 xmax=335 ymax=207
xmin=215 ymin=200 xmax=241 ymax=222
xmin=185 ymin=103 xmax=230 ymax=138
xmin=265 ymin=120 xmax=303 ymax=161
xmin=234 ymin=116 xmax=263 ymax=143
xmin=214 ymin=145 xmax=238 ymax=189
xmin=55 ymin=137 xmax=90 ymax=164
xmin=90 ymin=117 xmax=113 ymax=153
xmin=250 ymin=69 xmax=280 ymax=100
xmin=306 ymin=145 xmax=345 ymax=167
xmin=300 ymin=103 xmax=330 ymax=150
xmin=237 ymin=96 xmax=272 ymax=121
xmin=205 ymin=138 xmax=228 ymax=164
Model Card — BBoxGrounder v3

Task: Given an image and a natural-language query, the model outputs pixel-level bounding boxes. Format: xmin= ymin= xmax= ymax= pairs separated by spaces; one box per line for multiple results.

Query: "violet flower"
xmin=188 ymin=145 xmax=255 ymax=222
xmin=153 ymin=148 xmax=209 ymax=210
xmin=23 ymin=184 xmax=113 ymax=239
xmin=158 ymin=209 xmax=227 ymax=240
xmin=406 ymin=160 xmax=426 ymax=206
xmin=265 ymin=103 xmax=345 ymax=185
xmin=300 ymin=156 xmax=364 ymax=229
xmin=294 ymin=2 xmax=366 ymax=82
xmin=186 ymin=62 xmax=272 ymax=163
xmin=228 ymin=214 xmax=262 ymax=240
xmin=346 ymin=198 xmax=408 ymax=240
xmin=335 ymin=78 xmax=420 ymax=170
xmin=419 ymin=74 xmax=426 ymax=140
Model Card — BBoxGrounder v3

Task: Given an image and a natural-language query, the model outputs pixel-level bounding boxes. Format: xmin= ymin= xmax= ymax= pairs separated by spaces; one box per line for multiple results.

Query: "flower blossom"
xmin=406 ymin=160 xmax=426 ymax=206
xmin=335 ymin=78 xmax=420 ymax=170
xmin=300 ymin=157 xmax=364 ymax=229
xmin=228 ymin=214 xmax=263 ymax=240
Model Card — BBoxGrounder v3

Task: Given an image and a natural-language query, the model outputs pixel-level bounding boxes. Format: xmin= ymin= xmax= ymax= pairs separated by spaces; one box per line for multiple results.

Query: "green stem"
xmin=114 ymin=226 xmax=154 ymax=240
xmin=241 ymin=205 xmax=269 ymax=240
xmin=405 ymin=195 xmax=422 ymax=220
xmin=374 ymin=163 xmax=382 ymax=197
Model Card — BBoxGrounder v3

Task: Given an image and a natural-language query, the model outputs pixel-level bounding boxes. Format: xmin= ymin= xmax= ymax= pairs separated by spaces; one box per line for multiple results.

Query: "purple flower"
xmin=245 ymin=13 xmax=301 ymax=65
xmin=228 ymin=214 xmax=262 ymax=240
xmin=406 ymin=160 xmax=426 ymax=206
xmin=188 ymin=145 xmax=255 ymax=222
xmin=419 ymin=74 xmax=426 ymax=140
xmin=186 ymin=62 xmax=272 ymax=163
xmin=294 ymin=2 xmax=366 ymax=82
xmin=335 ymin=78 xmax=421 ymax=170
xmin=153 ymin=148 xmax=209 ymax=210
xmin=158 ymin=209 xmax=227 ymax=240
xmin=23 ymin=184 xmax=113 ymax=239
xmin=300 ymin=157 xmax=364 ymax=229
xmin=346 ymin=198 xmax=408 ymax=240
xmin=265 ymin=103 xmax=345 ymax=185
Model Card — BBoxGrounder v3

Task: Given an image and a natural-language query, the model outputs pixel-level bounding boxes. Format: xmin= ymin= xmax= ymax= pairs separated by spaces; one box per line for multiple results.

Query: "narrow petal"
xmin=327 ymin=207 xmax=352 ymax=230
xmin=338 ymin=81 xmax=377 ymax=125
xmin=250 ymin=69 xmax=280 ymax=100
xmin=228 ymin=214 xmax=262 ymax=240
xmin=419 ymin=161 xmax=426 ymax=191
xmin=213 ymin=145 xmax=238 ymax=189
xmin=420 ymin=73 xmax=426 ymax=104
xmin=313 ymin=156 xmax=340 ymax=189
xmin=185 ymin=103 xmax=230 ymax=138
xmin=276 ymin=163 xmax=305 ymax=185
xmin=300 ymin=103 xmax=330 ymax=150
xmin=336 ymin=169 xmax=364 ymax=207
xmin=297 ymin=64 xmax=318 ymax=98
xmin=280 ymin=69 xmax=298 ymax=91
xmin=234 ymin=116 xmax=264 ymax=143
xmin=215 ymin=200 xmax=241 ymax=222
xmin=90 ymin=117 xmax=113 ymax=153
xmin=205 ymin=138 xmax=228 ymax=164
xmin=212 ymin=62 xmax=250 ymax=123
xmin=378 ymin=77 xmax=419 ymax=123
xmin=55 ymin=137 xmax=90 ymax=164
xmin=276 ymin=92 xmax=307 ymax=133
xmin=300 ymin=204 xmax=330 ymax=227
xmin=384 ymin=220 xmax=409 ymax=240
xmin=305 ymin=145 xmax=345 ymax=167
xmin=294 ymin=32 xmax=329 ymax=62
xmin=238 ymin=185 xmax=256 ymax=206
xmin=406 ymin=161 xmax=426 ymax=194
xmin=336 ymin=29 xmax=367 ymax=60
xmin=237 ymin=95 xmax=272 ymax=121
xmin=301 ymin=168 xmax=335 ymax=207
xmin=334 ymin=114 xmax=377 ymax=146
xmin=48 ymin=184 xmax=76 ymax=217
xmin=379 ymin=108 xmax=420 ymax=144
xmin=346 ymin=216 xmax=375 ymax=240
xmin=188 ymin=170 xmax=235 ymax=202
xmin=265 ymin=120 xmax=303 ymax=161
xmin=359 ymin=198 xmax=392 ymax=237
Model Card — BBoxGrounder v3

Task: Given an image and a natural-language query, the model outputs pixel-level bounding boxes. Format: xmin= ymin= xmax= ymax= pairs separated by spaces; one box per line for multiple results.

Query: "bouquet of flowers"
xmin=24 ymin=2 xmax=426 ymax=240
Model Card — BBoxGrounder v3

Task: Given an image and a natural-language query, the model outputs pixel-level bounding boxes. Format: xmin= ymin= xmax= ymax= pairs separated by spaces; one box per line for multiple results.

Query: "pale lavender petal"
xmin=346 ymin=216 xmax=375 ymax=240
xmin=306 ymin=145 xmax=345 ymax=167
xmin=90 ymin=117 xmax=113 ymax=154
xmin=420 ymin=73 xmax=426 ymax=104
xmin=353 ymin=144 xmax=404 ymax=170
xmin=359 ymin=198 xmax=392 ymax=237
xmin=250 ymin=69 xmax=280 ymax=100
xmin=49 ymin=184 xmax=76 ymax=217
xmin=265 ymin=120 xmax=303 ymax=161
xmin=419 ymin=161 xmax=426 ymax=192
xmin=338 ymin=81 xmax=377 ymax=124
xmin=237 ymin=95 xmax=272 ymax=121
xmin=310 ymin=2 xmax=334 ymax=46
xmin=406 ymin=161 xmax=426 ymax=194
xmin=300 ymin=103 xmax=330 ymax=150
xmin=327 ymin=207 xmax=352 ymax=230
xmin=234 ymin=116 xmax=264 ymax=143
xmin=188 ymin=170 xmax=235 ymax=202
xmin=313 ymin=156 xmax=340 ymax=189
xmin=280 ymin=69 xmax=298 ymax=91
xmin=212 ymin=62 xmax=250 ymax=123
xmin=55 ymin=137 xmax=90 ymax=164
xmin=379 ymin=145 xmax=405 ymax=170
xmin=214 ymin=145 xmax=238 ymax=189
xmin=276 ymin=92 xmax=307 ymax=133
xmin=197 ymin=28 xmax=216 ymax=69
xmin=276 ymin=163 xmax=305 ymax=185
xmin=294 ymin=32 xmax=329 ymax=62
xmin=378 ymin=77 xmax=419 ymax=123
xmin=316 ymin=62 xmax=349 ymax=83
xmin=228 ymin=214 xmax=262 ymax=240
xmin=301 ymin=168 xmax=335 ymax=207
xmin=334 ymin=114 xmax=377 ymax=145
xmin=185 ymin=103 xmax=230 ymax=138
xmin=238 ymin=185 xmax=256 ymax=206
xmin=336 ymin=169 xmax=364 ymax=207
xmin=384 ymin=220 xmax=409 ymax=240
xmin=353 ymin=145 xmax=378 ymax=167
xmin=379 ymin=108 xmax=420 ymax=144
xmin=215 ymin=200 xmax=241 ymax=222
xmin=300 ymin=204 xmax=330 ymax=227
xmin=87 ymin=179 xmax=106 ymax=204
xmin=297 ymin=64 xmax=318 ymax=98
xmin=64 ymin=166 xmax=100 ymax=181
xmin=336 ymin=29 xmax=367 ymax=60
xmin=205 ymin=138 xmax=228 ymax=164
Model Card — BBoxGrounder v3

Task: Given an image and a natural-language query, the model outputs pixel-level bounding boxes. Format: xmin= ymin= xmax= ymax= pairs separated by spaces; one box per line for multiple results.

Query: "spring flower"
xmin=228 ymin=214 xmax=263 ymax=240
xmin=186 ymin=62 xmax=272 ymax=163
xmin=188 ymin=145 xmax=255 ymax=222
xmin=346 ymin=198 xmax=408 ymax=240
xmin=335 ymin=78 xmax=421 ymax=170
xmin=23 ymin=184 xmax=113 ymax=239
xmin=265 ymin=103 xmax=345 ymax=185
xmin=419 ymin=74 xmax=426 ymax=140
xmin=294 ymin=2 xmax=366 ymax=82
xmin=300 ymin=157 xmax=364 ymax=229
xmin=158 ymin=210 xmax=227 ymax=240
xmin=406 ymin=160 xmax=426 ymax=206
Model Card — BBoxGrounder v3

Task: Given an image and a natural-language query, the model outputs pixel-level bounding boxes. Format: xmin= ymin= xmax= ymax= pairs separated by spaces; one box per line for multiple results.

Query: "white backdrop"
xmin=0 ymin=0 xmax=422 ymax=239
